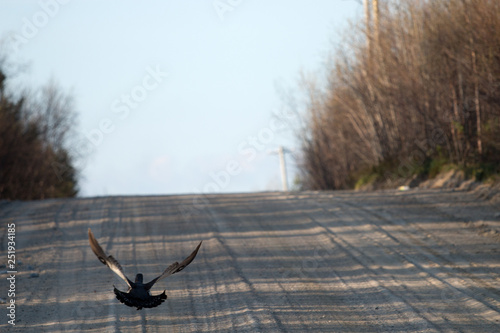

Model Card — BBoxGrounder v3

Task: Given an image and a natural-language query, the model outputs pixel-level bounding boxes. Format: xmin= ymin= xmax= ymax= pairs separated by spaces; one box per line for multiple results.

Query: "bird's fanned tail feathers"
xmin=113 ymin=287 xmax=167 ymax=310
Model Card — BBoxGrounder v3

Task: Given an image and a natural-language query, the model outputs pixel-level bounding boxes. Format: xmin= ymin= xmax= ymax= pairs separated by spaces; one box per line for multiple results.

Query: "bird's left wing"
xmin=88 ymin=228 xmax=133 ymax=288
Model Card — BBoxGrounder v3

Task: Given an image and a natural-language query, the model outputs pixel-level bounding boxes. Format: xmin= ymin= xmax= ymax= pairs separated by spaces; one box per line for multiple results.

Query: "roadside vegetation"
xmin=296 ymin=0 xmax=500 ymax=190
xmin=0 ymin=62 xmax=80 ymax=200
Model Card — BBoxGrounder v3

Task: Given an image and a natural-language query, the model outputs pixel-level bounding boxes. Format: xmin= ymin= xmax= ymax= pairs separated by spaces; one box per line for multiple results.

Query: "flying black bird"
xmin=88 ymin=228 xmax=202 ymax=310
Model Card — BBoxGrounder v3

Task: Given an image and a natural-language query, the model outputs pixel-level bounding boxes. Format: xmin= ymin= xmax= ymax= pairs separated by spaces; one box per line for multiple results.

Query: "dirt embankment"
xmin=419 ymin=169 xmax=500 ymax=202
xmin=360 ymin=168 xmax=500 ymax=207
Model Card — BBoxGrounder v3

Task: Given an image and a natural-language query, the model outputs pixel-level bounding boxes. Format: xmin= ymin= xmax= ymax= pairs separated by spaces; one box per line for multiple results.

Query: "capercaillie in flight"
xmin=88 ymin=228 xmax=202 ymax=310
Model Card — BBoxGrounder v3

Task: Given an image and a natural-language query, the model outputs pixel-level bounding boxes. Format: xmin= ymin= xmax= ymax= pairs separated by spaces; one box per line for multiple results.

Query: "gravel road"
xmin=1 ymin=189 xmax=499 ymax=332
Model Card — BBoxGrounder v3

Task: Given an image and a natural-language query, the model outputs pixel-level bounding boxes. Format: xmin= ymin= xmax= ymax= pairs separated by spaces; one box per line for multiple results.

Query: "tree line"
xmin=0 ymin=64 xmax=79 ymax=200
xmin=297 ymin=0 xmax=500 ymax=190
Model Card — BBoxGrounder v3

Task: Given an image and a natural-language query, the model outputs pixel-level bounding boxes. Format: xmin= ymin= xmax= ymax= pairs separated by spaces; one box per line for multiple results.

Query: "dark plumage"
xmin=88 ymin=228 xmax=202 ymax=310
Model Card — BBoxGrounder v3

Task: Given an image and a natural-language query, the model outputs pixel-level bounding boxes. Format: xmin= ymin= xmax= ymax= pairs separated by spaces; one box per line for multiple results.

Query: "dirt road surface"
xmin=1 ymin=189 xmax=499 ymax=332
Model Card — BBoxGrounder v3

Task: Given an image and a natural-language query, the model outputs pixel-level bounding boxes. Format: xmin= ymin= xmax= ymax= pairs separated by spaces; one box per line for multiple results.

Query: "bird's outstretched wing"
xmin=145 ymin=241 xmax=202 ymax=289
xmin=88 ymin=228 xmax=133 ymax=288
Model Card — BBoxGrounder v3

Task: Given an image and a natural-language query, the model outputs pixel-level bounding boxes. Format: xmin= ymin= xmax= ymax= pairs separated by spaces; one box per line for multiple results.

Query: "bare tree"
xmin=0 ymin=67 xmax=80 ymax=200
xmin=295 ymin=0 xmax=500 ymax=190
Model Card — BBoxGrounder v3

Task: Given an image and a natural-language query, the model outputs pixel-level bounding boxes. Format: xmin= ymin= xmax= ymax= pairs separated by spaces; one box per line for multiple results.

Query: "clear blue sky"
xmin=1 ymin=0 xmax=361 ymax=196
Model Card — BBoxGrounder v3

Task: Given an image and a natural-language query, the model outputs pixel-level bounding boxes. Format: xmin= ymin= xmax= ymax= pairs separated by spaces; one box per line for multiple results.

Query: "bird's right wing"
xmin=88 ymin=228 xmax=133 ymax=288
xmin=145 ymin=241 xmax=202 ymax=289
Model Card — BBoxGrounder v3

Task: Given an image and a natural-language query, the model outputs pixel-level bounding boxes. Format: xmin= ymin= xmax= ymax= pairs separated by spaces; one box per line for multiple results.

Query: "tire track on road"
xmin=298 ymin=191 xmax=500 ymax=331
xmin=2 ymin=191 xmax=499 ymax=332
xmin=201 ymin=195 xmax=284 ymax=332
xmin=337 ymin=194 xmax=500 ymax=329
xmin=285 ymin=193 xmax=438 ymax=332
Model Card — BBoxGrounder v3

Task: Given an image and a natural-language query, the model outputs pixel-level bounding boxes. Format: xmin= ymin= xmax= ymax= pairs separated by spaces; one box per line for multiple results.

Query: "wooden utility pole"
xmin=278 ymin=146 xmax=288 ymax=192
xmin=364 ymin=0 xmax=380 ymax=62
xmin=364 ymin=0 xmax=371 ymax=51
xmin=270 ymin=146 xmax=289 ymax=192
xmin=372 ymin=0 xmax=380 ymax=48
